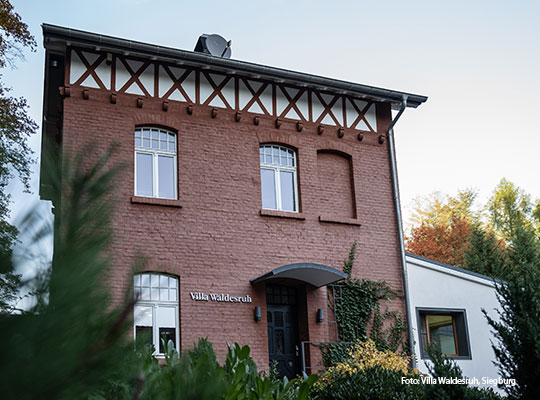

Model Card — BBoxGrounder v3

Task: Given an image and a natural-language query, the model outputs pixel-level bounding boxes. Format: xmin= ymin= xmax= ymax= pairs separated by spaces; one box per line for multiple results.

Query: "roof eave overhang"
xmin=250 ymin=262 xmax=348 ymax=288
xmin=42 ymin=24 xmax=428 ymax=110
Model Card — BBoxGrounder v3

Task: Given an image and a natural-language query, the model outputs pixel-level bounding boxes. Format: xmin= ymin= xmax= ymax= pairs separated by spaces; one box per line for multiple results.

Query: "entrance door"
xmin=266 ymin=285 xmax=300 ymax=379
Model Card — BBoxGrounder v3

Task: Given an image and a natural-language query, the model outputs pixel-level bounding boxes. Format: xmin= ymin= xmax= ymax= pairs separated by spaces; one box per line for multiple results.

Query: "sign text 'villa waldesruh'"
xmin=190 ymin=292 xmax=252 ymax=303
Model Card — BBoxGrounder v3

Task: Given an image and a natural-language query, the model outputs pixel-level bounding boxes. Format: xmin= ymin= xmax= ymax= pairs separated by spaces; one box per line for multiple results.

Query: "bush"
xmin=135 ymin=339 xmax=317 ymax=400
xmin=313 ymin=340 xmax=502 ymax=400
xmin=313 ymin=339 xmax=422 ymax=400
xmin=425 ymin=346 xmax=502 ymax=400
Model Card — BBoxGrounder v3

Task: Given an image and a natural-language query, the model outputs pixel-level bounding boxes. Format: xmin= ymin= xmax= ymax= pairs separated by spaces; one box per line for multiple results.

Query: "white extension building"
xmin=406 ymin=253 xmax=502 ymax=390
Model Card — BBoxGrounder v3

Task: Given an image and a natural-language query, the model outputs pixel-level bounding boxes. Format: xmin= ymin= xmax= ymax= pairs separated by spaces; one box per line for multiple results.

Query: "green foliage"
xmin=223 ymin=342 xmax=317 ymax=400
xmin=370 ymin=303 xmax=408 ymax=353
xmin=409 ymin=189 xmax=479 ymax=228
xmin=138 ymin=338 xmax=227 ymax=400
xmin=488 ymin=178 xmax=537 ymax=243
xmin=323 ymin=243 xmax=408 ymax=366
xmin=321 ymin=242 xmax=406 ymax=366
xmin=0 ymin=0 xmax=38 ymax=313
xmin=483 ymin=224 xmax=540 ymax=399
xmin=426 ymin=346 xmax=501 ymax=400
xmin=0 ymin=267 xmax=18 ymax=311
xmin=335 ymin=279 xmax=398 ymax=344
xmin=312 ymin=365 xmax=426 ymax=400
xmin=314 ymin=344 xmax=500 ymax=400
xmin=134 ymin=340 xmax=317 ymax=400
xmin=324 ymin=279 xmax=406 ymax=366
xmin=342 ymin=240 xmax=357 ymax=278
xmin=0 ymin=0 xmax=36 ymax=67
xmin=0 ymin=149 xmax=137 ymax=400
xmin=0 ymin=147 xmax=319 ymax=399
xmin=464 ymin=223 xmax=507 ymax=278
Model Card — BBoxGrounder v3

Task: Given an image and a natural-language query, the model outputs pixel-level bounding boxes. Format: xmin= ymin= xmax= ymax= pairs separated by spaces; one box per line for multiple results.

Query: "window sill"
xmin=260 ymin=209 xmax=305 ymax=220
xmin=319 ymin=215 xmax=361 ymax=226
xmin=131 ymin=196 xmax=183 ymax=208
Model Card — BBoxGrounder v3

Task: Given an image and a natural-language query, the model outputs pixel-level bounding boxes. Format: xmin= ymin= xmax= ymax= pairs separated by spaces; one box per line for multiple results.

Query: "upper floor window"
xmin=259 ymin=144 xmax=298 ymax=212
xmin=134 ymin=127 xmax=177 ymax=199
xmin=134 ymin=273 xmax=179 ymax=355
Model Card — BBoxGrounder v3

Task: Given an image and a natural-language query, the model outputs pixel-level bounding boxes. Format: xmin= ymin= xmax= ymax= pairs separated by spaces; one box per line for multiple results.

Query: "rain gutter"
xmin=387 ymin=95 xmax=416 ymax=367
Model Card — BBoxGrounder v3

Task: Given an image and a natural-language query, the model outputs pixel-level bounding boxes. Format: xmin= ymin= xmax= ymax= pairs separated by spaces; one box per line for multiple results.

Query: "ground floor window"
xmin=417 ymin=308 xmax=471 ymax=359
xmin=134 ymin=273 xmax=179 ymax=354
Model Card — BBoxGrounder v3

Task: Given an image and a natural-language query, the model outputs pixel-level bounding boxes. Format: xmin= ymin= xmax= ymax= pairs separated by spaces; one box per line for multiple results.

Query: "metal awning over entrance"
xmin=250 ymin=263 xmax=347 ymax=288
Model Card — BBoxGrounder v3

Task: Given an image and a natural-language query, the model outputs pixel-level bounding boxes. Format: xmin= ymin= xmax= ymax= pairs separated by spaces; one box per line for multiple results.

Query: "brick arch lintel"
xmin=132 ymin=113 xmax=180 ymax=131
xmin=255 ymin=131 xmax=302 ymax=150
xmin=316 ymin=138 xmax=354 ymax=157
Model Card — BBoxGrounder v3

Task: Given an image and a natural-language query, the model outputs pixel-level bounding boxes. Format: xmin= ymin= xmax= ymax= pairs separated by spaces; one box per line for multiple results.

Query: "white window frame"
xmin=133 ymin=273 xmax=179 ymax=356
xmin=259 ymin=144 xmax=299 ymax=212
xmin=134 ymin=127 xmax=178 ymax=200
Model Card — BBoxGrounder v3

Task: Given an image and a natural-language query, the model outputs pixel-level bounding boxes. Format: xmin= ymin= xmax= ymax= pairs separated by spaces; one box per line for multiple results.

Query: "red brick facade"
xmin=41 ymin=26 xmax=425 ymax=372
xmin=59 ymin=87 xmax=402 ymax=368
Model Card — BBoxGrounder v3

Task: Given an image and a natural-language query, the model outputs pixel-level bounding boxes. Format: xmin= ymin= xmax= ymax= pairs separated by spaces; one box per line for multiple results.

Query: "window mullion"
xmin=174 ymin=154 xmax=178 ymax=200
xmin=134 ymin=150 xmax=138 ymax=196
xmin=153 ymin=153 xmax=158 ymax=198
xmin=293 ymin=169 xmax=299 ymax=212
xmin=274 ymin=166 xmax=281 ymax=210
xmin=153 ymin=305 xmax=158 ymax=354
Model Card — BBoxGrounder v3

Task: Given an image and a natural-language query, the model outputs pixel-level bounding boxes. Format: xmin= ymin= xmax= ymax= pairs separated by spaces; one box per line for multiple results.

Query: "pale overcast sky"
xmin=6 ymin=0 xmax=540 ymax=248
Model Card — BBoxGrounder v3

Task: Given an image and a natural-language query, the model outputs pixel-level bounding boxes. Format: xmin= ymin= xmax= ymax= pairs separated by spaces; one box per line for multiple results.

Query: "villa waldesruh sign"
xmin=190 ymin=292 xmax=253 ymax=303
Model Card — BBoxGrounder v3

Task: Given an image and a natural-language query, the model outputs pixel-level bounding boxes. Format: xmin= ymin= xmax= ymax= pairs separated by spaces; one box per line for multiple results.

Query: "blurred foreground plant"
xmin=0 ymin=149 xmax=318 ymax=399
xmin=0 ymin=149 xmax=138 ymax=399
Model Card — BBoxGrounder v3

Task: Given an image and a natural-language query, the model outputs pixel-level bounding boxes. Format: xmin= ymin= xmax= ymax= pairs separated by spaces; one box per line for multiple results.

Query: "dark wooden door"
xmin=267 ymin=304 xmax=300 ymax=378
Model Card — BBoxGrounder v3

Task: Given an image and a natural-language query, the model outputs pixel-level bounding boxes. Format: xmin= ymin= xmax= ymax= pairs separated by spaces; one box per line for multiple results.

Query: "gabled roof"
xmin=42 ymin=24 xmax=428 ymax=110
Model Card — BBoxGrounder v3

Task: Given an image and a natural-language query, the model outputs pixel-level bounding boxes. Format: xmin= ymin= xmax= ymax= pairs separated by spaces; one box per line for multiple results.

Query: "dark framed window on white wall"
xmin=134 ymin=127 xmax=177 ymax=199
xmin=417 ymin=308 xmax=471 ymax=359
xmin=259 ymin=144 xmax=298 ymax=212
xmin=134 ymin=273 xmax=179 ymax=355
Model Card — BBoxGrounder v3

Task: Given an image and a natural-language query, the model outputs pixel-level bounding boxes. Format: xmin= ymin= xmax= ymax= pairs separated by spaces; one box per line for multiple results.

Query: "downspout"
xmin=386 ymin=95 xmax=416 ymax=367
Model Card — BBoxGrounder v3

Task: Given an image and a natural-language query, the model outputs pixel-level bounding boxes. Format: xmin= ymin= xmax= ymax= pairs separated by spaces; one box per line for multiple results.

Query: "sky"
xmin=5 ymin=0 xmax=540 ymax=263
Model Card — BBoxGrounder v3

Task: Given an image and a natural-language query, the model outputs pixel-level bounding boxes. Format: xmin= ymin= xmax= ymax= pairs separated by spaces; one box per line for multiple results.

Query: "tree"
xmin=409 ymin=189 xmax=478 ymax=227
xmin=463 ymin=223 xmax=507 ymax=278
xmin=406 ymin=189 xmax=479 ymax=266
xmin=406 ymin=215 xmax=472 ymax=267
xmin=483 ymin=224 xmax=540 ymax=399
xmin=488 ymin=178 xmax=537 ymax=243
xmin=0 ymin=0 xmax=38 ymax=312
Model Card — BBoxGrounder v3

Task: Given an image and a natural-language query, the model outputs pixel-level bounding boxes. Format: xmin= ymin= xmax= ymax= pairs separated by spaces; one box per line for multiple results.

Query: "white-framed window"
xmin=134 ymin=273 xmax=179 ymax=355
xmin=134 ymin=127 xmax=177 ymax=199
xmin=259 ymin=144 xmax=298 ymax=212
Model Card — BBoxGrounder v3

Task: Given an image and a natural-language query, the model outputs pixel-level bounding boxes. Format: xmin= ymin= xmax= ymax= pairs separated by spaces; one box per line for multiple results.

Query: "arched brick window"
xmin=134 ymin=127 xmax=177 ymax=199
xmin=259 ymin=144 xmax=298 ymax=212
xmin=133 ymin=272 xmax=179 ymax=354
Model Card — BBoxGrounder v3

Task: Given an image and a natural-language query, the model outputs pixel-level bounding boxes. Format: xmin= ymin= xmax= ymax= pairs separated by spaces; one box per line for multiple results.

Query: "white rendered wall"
xmin=406 ymin=256 xmax=501 ymax=391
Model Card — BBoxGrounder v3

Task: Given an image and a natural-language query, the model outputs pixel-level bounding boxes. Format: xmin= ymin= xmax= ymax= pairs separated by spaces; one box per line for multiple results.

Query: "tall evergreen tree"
xmin=483 ymin=224 xmax=540 ymax=399
xmin=463 ymin=224 xmax=507 ymax=278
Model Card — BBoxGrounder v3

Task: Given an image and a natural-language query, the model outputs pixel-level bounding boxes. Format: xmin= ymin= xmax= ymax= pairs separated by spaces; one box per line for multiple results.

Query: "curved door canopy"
xmin=250 ymin=262 xmax=347 ymax=288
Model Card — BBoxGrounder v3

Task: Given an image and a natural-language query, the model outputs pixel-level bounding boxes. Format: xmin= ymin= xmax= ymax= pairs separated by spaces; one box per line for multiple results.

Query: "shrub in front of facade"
xmin=424 ymin=346 xmax=502 ymax=400
xmin=313 ymin=340 xmax=423 ymax=400
xmin=135 ymin=338 xmax=317 ymax=400
xmin=312 ymin=340 xmax=502 ymax=400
